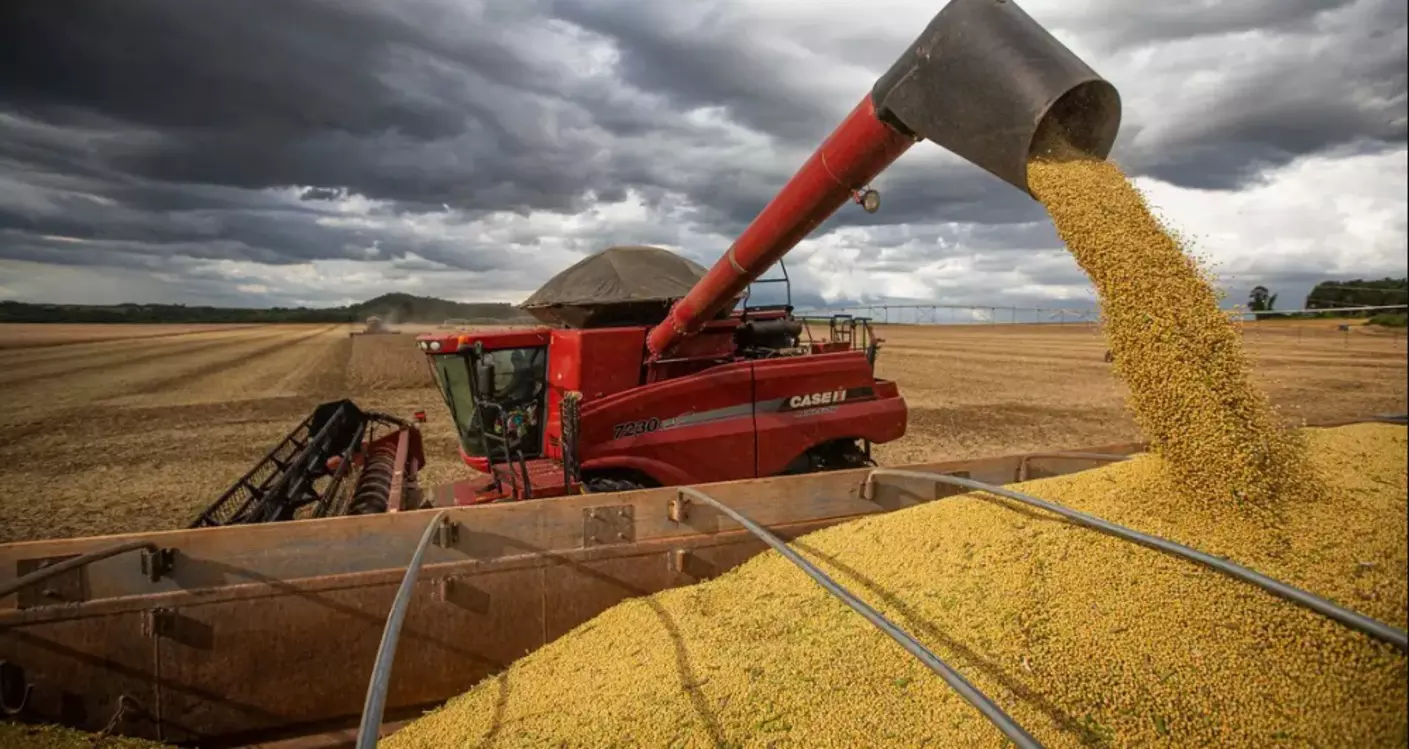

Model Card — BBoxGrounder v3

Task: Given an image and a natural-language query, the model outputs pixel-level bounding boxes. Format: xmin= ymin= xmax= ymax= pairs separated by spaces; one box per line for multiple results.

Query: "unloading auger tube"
xmin=645 ymin=0 xmax=1120 ymax=360
xmin=861 ymin=469 xmax=1409 ymax=651
xmin=671 ymin=486 xmax=1043 ymax=749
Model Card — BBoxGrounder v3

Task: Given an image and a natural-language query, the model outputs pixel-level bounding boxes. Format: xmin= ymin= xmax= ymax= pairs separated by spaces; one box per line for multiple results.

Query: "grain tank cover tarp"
xmin=520 ymin=245 xmax=729 ymax=328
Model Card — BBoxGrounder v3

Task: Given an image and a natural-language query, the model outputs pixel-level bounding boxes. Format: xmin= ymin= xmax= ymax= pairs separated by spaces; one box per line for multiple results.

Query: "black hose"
xmin=356 ymin=510 xmax=449 ymax=749
xmin=867 ymin=469 xmax=1408 ymax=652
xmin=0 ymin=541 xmax=155 ymax=600
xmin=675 ymin=486 xmax=1043 ymax=749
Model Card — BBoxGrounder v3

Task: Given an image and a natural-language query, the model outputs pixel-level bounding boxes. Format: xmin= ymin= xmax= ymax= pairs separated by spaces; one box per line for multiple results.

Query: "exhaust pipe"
xmin=646 ymin=0 xmax=1121 ymax=360
xmin=872 ymin=0 xmax=1121 ymax=195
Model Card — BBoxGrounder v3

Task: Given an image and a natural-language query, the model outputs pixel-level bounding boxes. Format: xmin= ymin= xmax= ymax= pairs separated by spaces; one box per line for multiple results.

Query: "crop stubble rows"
xmin=0 ymin=320 xmax=1403 ymax=542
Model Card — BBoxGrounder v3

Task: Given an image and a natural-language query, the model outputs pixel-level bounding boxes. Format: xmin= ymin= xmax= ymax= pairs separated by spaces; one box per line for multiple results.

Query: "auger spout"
xmin=645 ymin=0 xmax=1121 ymax=361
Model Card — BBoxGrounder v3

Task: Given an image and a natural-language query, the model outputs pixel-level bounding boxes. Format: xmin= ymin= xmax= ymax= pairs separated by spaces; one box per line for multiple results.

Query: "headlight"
xmin=429 ymin=341 xmax=442 ymax=351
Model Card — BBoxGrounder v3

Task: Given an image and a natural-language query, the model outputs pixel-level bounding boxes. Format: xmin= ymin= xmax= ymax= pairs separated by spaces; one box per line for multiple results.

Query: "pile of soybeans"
xmin=385 ymin=155 xmax=1405 ymax=748
xmin=0 ymin=721 xmax=167 ymax=748
xmin=386 ymin=422 xmax=1407 ymax=748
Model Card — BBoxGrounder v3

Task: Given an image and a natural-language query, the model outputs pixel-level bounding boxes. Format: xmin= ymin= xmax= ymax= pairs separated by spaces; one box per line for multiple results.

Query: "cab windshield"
xmin=430 ymin=346 xmax=547 ymax=458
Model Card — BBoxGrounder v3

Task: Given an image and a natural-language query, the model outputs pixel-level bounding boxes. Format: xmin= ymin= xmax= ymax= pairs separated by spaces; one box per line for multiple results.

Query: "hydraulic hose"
xmin=356 ymin=510 xmax=449 ymax=748
xmin=676 ymin=486 xmax=1043 ymax=749
xmin=865 ymin=469 xmax=1408 ymax=651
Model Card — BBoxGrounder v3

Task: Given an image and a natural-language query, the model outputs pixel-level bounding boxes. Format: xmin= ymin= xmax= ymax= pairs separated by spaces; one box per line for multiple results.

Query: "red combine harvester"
xmin=180 ymin=0 xmax=1119 ymax=525
xmin=414 ymin=251 xmax=902 ymax=504
xmin=415 ymin=1 xmax=1118 ymax=504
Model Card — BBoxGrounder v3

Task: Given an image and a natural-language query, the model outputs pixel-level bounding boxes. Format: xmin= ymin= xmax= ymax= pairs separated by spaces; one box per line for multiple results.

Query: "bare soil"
xmin=0 ymin=323 xmax=257 ymax=350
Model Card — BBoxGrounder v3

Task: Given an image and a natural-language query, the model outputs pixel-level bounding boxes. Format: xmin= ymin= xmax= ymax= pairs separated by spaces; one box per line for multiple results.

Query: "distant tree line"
xmin=1243 ymin=278 xmax=1406 ymax=325
xmin=0 ymin=293 xmax=537 ymax=325
xmin=1304 ymin=278 xmax=1408 ymax=312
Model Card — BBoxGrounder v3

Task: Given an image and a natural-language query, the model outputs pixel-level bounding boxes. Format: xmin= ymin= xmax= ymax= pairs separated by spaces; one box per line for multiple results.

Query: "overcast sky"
xmin=1 ymin=0 xmax=1405 ymax=313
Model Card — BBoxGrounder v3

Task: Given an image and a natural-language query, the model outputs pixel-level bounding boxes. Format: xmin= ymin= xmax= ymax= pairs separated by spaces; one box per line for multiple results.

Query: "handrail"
xmin=0 ymin=541 xmax=156 ymax=600
xmin=863 ymin=469 xmax=1408 ymax=652
xmin=355 ymin=510 xmax=450 ymax=749
xmin=674 ymin=486 xmax=1042 ymax=749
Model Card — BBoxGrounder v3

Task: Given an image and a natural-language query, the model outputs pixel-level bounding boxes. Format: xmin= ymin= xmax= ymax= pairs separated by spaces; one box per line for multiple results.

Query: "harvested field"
xmin=867 ymin=321 xmax=1407 ymax=466
xmin=0 ymin=323 xmax=257 ymax=350
xmin=347 ymin=332 xmax=437 ymax=391
xmin=0 ymin=319 xmax=1403 ymax=543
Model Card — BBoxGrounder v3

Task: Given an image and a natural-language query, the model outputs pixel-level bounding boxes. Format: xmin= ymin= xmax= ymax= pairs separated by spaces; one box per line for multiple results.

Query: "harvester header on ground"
xmin=644 ymin=0 xmax=1120 ymax=360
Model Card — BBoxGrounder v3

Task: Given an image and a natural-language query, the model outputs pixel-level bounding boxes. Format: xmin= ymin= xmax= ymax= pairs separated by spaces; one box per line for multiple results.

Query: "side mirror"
xmin=476 ymin=363 xmax=495 ymax=397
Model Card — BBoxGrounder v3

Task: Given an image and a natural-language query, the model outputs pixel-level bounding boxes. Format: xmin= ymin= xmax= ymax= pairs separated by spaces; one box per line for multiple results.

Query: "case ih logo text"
xmin=788 ymin=389 xmax=847 ymax=409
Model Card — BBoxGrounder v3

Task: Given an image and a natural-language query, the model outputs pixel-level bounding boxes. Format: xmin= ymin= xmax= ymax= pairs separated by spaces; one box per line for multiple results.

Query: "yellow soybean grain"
xmin=1027 ymin=156 xmax=1312 ymax=516
xmin=0 ymin=722 xmax=169 ymax=749
xmin=384 ymin=423 xmax=1408 ymax=749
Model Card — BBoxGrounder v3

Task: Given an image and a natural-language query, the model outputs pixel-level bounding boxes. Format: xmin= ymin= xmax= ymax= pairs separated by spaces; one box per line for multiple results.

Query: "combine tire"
xmin=584 ymin=477 xmax=648 ymax=494
xmin=784 ymin=439 xmax=876 ymax=475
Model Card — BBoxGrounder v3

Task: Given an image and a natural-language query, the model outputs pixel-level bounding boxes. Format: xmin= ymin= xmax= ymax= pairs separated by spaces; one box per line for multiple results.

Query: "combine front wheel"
xmin=784 ymin=439 xmax=876 ymax=475
xmin=582 ymin=473 xmax=657 ymax=494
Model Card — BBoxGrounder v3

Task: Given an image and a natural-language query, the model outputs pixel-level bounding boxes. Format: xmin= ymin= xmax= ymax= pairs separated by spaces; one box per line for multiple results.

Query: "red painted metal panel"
xmin=749 ymin=350 xmax=876 ymax=403
xmin=646 ymin=96 xmax=914 ymax=359
xmin=579 ymin=362 xmax=757 ymax=485
xmin=750 ymin=351 xmax=906 ymax=475
xmin=755 ymin=398 xmax=906 ymax=476
xmin=566 ymin=327 xmax=647 ymax=400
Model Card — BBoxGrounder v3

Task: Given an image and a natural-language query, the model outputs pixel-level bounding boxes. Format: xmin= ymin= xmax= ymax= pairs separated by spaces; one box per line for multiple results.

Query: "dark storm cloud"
xmin=0 ymin=0 xmax=1405 ymax=308
xmin=0 ymin=0 xmax=645 ymax=212
xmin=549 ymin=1 xmax=842 ymax=143
xmin=554 ymin=0 xmax=1407 ymax=200
xmin=1055 ymin=0 xmax=1361 ymax=50
xmin=0 ymin=0 xmax=562 ymax=140
xmin=0 ymin=151 xmax=511 ymax=274
xmin=1107 ymin=0 xmax=1406 ymax=188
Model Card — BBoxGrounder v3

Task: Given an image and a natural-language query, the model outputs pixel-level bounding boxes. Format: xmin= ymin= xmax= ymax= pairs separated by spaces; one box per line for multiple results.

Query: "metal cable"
xmin=675 ymin=486 xmax=1042 ymax=749
xmin=867 ymin=469 xmax=1408 ymax=652
xmin=0 ymin=540 xmax=155 ymax=600
xmin=356 ymin=510 xmax=449 ymax=749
